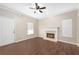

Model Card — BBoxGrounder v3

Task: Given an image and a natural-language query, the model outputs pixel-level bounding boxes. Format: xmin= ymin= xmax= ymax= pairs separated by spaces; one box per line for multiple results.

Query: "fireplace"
xmin=43 ymin=27 xmax=59 ymax=42
xmin=47 ymin=33 xmax=55 ymax=39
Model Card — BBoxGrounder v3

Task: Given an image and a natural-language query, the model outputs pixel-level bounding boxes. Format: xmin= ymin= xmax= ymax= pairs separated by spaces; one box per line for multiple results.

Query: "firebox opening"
xmin=46 ymin=33 xmax=55 ymax=39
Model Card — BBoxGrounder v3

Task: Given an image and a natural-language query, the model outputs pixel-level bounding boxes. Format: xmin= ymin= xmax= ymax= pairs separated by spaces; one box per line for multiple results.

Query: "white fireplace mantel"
xmin=43 ymin=27 xmax=59 ymax=42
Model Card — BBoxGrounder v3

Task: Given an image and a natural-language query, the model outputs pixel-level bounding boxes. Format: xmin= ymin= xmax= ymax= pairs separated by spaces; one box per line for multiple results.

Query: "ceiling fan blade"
xmin=35 ymin=3 xmax=40 ymax=9
xmin=35 ymin=3 xmax=38 ymax=9
xmin=40 ymin=7 xmax=46 ymax=9
xmin=35 ymin=3 xmax=38 ymax=7
xmin=39 ymin=10 xmax=43 ymax=13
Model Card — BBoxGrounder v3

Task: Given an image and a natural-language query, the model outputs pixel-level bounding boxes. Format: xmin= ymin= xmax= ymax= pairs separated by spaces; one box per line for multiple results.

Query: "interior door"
xmin=0 ymin=16 xmax=15 ymax=46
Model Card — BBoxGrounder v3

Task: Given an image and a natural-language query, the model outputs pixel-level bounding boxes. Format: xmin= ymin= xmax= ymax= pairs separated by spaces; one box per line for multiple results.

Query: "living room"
xmin=0 ymin=3 xmax=79 ymax=55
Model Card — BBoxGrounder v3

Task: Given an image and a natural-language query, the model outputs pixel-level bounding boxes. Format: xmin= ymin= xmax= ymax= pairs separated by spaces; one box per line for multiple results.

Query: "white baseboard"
xmin=0 ymin=39 xmax=28 ymax=47
xmin=58 ymin=40 xmax=77 ymax=46
xmin=15 ymin=37 xmax=37 ymax=43
xmin=0 ymin=37 xmax=37 ymax=47
xmin=76 ymin=43 xmax=79 ymax=47
xmin=0 ymin=37 xmax=79 ymax=48
xmin=0 ymin=41 xmax=15 ymax=47
xmin=15 ymin=39 xmax=27 ymax=43
xmin=40 ymin=37 xmax=79 ymax=47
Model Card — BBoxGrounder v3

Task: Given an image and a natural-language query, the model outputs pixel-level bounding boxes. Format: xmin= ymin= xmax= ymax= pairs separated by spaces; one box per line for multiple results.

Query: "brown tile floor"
xmin=0 ymin=37 xmax=79 ymax=55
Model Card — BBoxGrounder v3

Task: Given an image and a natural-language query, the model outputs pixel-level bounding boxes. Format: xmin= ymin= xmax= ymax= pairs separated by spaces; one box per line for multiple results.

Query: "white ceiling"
xmin=0 ymin=3 xmax=79 ymax=19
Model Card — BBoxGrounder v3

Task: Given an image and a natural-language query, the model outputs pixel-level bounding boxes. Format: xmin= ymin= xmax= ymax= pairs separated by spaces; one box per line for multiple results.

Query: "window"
xmin=62 ymin=19 xmax=72 ymax=37
xmin=27 ymin=22 xmax=34 ymax=35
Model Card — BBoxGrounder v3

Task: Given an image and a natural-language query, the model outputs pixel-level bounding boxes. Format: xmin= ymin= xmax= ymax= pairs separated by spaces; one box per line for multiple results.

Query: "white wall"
xmin=39 ymin=10 xmax=77 ymax=43
xmin=15 ymin=16 xmax=38 ymax=41
xmin=0 ymin=16 xmax=15 ymax=46
xmin=0 ymin=8 xmax=17 ymax=46
xmin=0 ymin=4 xmax=79 ymax=46
xmin=0 ymin=6 xmax=39 ymax=46
xmin=77 ymin=10 xmax=79 ymax=45
xmin=39 ymin=16 xmax=61 ymax=37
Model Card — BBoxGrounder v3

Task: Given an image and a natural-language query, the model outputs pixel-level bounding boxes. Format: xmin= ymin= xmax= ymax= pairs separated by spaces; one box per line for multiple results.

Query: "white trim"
xmin=41 ymin=37 xmax=79 ymax=47
xmin=0 ymin=41 xmax=15 ymax=47
xmin=43 ymin=37 xmax=79 ymax=47
xmin=0 ymin=39 xmax=27 ymax=47
xmin=43 ymin=37 xmax=58 ymax=42
xmin=59 ymin=40 xmax=79 ymax=47
xmin=15 ymin=39 xmax=27 ymax=43
xmin=0 ymin=37 xmax=37 ymax=47
xmin=76 ymin=43 xmax=79 ymax=47
xmin=0 ymin=37 xmax=79 ymax=48
xmin=58 ymin=40 xmax=77 ymax=46
xmin=0 ymin=4 xmax=26 ymax=17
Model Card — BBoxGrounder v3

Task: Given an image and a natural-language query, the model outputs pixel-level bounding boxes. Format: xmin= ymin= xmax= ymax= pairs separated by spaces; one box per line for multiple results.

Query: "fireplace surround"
xmin=43 ymin=27 xmax=59 ymax=42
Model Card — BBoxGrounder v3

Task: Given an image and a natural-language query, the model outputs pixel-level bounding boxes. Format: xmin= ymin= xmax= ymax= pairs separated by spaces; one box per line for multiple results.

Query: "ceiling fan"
xmin=29 ymin=3 xmax=46 ymax=13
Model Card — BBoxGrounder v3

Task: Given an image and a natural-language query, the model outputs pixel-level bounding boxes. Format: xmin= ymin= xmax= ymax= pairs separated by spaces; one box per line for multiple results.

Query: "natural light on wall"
xmin=27 ymin=22 xmax=34 ymax=35
xmin=62 ymin=19 xmax=72 ymax=37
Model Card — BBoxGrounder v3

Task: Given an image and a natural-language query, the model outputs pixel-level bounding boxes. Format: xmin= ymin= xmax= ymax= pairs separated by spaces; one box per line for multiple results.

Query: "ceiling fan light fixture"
xmin=29 ymin=3 xmax=46 ymax=13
